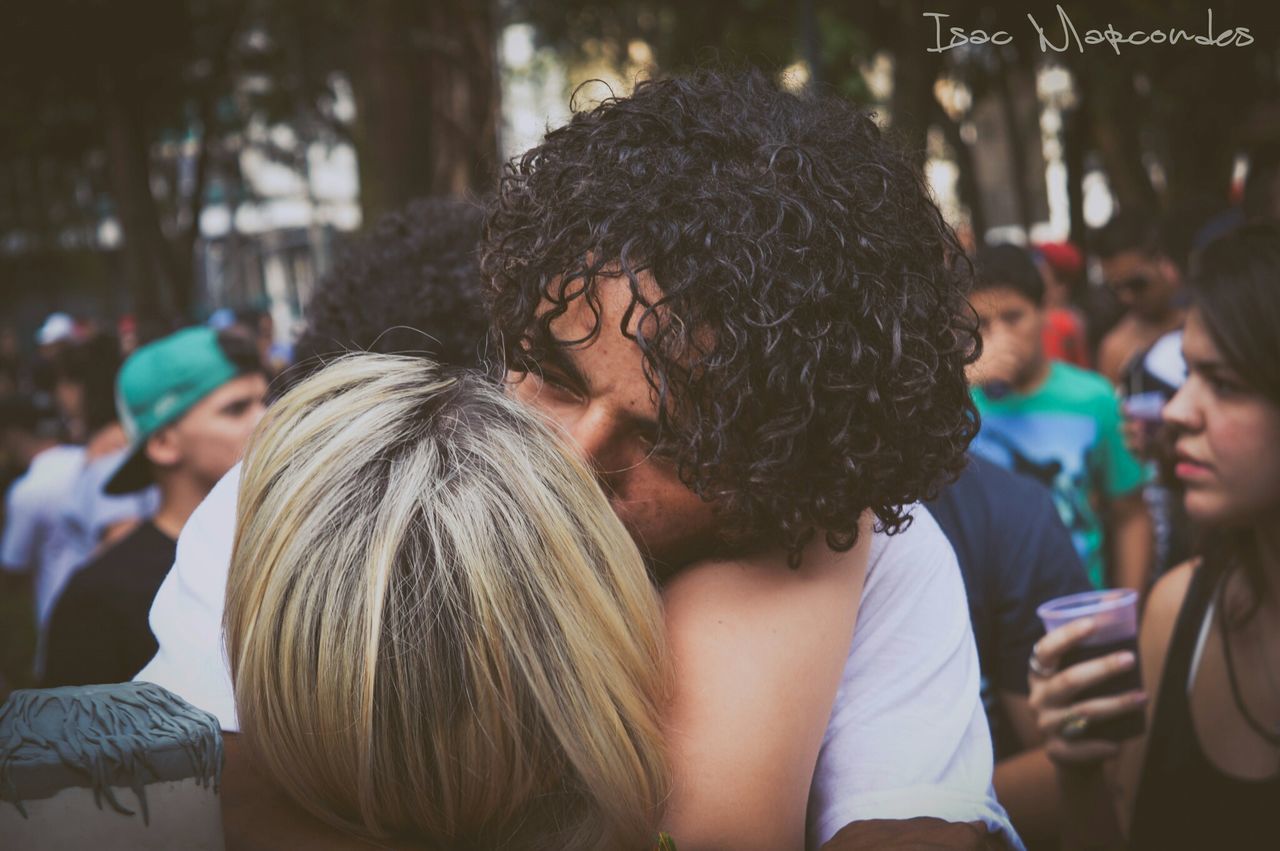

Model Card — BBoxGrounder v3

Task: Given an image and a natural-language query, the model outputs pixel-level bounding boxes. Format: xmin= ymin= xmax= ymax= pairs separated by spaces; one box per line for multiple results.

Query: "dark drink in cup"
xmin=1037 ymin=589 xmax=1146 ymax=742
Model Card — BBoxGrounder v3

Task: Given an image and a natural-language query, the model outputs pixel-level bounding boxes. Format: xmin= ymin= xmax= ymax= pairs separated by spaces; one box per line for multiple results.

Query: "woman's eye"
xmin=1200 ymin=369 xmax=1249 ymax=397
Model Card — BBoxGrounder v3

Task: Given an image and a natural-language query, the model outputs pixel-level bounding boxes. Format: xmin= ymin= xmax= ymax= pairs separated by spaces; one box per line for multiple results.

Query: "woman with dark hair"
xmin=1028 ymin=224 xmax=1280 ymax=850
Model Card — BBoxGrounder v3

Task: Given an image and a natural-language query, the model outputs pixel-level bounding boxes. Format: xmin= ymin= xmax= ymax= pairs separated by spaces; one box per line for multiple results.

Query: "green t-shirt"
xmin=971 ymin=362 xmax=1146 ymax=587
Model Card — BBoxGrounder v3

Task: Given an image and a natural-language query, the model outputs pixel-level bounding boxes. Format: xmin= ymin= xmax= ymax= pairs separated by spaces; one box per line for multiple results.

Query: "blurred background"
xmin=3 ymin=0 xmax=1279 ymax=352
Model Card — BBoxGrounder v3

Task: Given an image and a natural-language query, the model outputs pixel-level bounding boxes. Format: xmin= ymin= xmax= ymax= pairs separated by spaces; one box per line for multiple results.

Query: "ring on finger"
xmin=1060 ymin=713 xmax=1091 ymax=741
xmin=1029 ymin=652 xmax=1055 ymax=679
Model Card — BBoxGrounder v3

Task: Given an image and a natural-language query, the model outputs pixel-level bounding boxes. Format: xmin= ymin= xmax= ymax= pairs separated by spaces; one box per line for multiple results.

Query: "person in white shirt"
xmin=1 ymin=395 xmax=84 ymax=672
xmin=143 ymin=73 xmax=1021 ymax=849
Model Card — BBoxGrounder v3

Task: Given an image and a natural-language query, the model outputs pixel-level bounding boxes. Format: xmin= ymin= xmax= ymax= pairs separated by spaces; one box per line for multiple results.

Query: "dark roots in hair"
xmin=483 ymin=69 xmax=979 ymax=563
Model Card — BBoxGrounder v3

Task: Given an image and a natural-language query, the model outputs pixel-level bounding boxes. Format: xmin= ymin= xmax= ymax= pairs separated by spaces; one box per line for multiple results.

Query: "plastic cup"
xmin=1037 ymin=588 xmax=1139 ymax=644
xmin=1036 ymin=589 xmax=1145 ymax=742
xmin=1123 ymin=391 xmax=1166 ymax=424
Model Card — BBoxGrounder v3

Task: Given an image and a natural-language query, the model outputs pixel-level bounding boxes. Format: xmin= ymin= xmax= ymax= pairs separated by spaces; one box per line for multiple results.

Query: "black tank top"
xmin=1129 ymin=566 xmax=1280 ymax=850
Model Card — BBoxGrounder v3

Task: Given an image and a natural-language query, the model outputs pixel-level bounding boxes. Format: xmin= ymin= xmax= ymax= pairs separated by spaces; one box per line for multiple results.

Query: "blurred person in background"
xmin=1034 ymin=241 xmax=1090 ymax=369
xmin=1093 ymin=212 xmax=1187 ymax=384
xmin=29 ymin=333 xmax=159 ymax=677
xmin=0 ymin=327 xmax=21 ymax=397
xmin=53 ymin=333 xmax=157 ymax=553
xmin=234 ymin=308 xmax=290 ymax=379
xmin=1029 ymin=224 xmax=1280 ymax=851
xmin=1118 ymin=327 xmax=1193 ymax=582
xmin=0 ymin=393 xmax=83 ymax=678
xmin=968 ymin=243 xmax=1152 ymax=593
xmin=34 ymin=312 xmax=76 ymax=359
xmin=43 ymin=326 xmax=265 ymax=686
xmin=116 ymin=315 xmax=140 ymax=357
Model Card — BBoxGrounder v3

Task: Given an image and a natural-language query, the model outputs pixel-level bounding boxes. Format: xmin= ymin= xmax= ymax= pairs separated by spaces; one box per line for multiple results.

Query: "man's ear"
xmin=145 ymin=426 xmax=181 ymax=469
xmin=1157 ymin=256 xmax=1182 ymax=287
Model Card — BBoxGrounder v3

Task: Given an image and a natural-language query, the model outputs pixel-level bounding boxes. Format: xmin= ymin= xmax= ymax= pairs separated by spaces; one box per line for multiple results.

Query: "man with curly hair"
xmin=140 ymin=76 xmax=1019 ymax=849
xmin=483 ymin=71 xmax=1016 ymax=849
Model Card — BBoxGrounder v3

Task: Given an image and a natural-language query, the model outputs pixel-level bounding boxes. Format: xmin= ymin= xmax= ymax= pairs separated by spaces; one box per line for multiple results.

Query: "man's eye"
xmin=539 ymin=370 xmax=580 ymax=397
xmin=636 ymin=430 xmax=676 ymax=460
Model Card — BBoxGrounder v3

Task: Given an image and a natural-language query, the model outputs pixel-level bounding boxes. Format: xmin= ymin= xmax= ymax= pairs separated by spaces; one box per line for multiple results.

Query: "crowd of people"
xmin=1 ymin=69 xmax=1278 ymax=850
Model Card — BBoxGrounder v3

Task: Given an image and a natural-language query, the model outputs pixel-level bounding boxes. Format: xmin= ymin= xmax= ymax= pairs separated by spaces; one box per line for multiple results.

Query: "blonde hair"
xmin=224 ymin=354 xmax=670 ymax=849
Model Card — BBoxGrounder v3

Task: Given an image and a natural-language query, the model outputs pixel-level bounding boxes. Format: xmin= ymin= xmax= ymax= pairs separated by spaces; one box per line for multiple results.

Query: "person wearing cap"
xmin=1034 ymin=242 xmax=1090 ymax=370
xmin=42 ymin=327 xmax=265 ymax=687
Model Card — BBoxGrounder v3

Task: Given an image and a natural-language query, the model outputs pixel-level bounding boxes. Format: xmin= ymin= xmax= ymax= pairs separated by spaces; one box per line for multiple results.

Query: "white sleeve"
xmin=806 ymin=507 xmax=1023 ymax=851
xmin=1 ymin=480 xmax=38 ymax=575
xmin=134 ymin=463 xmax=242 ymax=732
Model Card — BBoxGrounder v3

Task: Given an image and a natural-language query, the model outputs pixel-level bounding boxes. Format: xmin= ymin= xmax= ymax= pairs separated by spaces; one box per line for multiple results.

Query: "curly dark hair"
xmin=285 ymin=197 xmax=490 ymax=392
xmin=483 ymin=69 xmax=979 ymax=563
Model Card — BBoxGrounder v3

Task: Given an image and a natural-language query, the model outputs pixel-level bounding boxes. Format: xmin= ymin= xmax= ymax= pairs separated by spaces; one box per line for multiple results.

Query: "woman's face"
xmin=1163 ymin=307 xmax=1280 ymax=526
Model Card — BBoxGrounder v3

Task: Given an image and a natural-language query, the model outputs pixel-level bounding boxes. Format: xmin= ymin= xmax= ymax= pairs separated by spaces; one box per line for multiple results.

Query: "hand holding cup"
xmin=1028 ymin=590 xmax=1149 ymax=765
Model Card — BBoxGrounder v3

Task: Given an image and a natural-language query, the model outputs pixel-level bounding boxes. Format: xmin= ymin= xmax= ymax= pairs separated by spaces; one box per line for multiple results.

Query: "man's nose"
xmin=565 ymin=406 xmax=622 ymax=478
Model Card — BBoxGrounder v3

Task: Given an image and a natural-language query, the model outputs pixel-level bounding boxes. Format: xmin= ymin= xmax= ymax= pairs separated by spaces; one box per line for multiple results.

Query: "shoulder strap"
xmin=1161 ymin=565 xmax=1218 ymax=691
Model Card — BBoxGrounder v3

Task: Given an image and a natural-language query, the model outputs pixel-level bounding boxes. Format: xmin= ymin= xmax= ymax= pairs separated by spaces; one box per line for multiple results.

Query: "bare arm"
xmin=1110 ymin=492 xmax=1153 ymax=594
xmin=1096 ymin=332 xmax=1130 ymax=385
xmin=993 ymin=693 xmax=1059 ymax=843
xmin=659 ymin=517 xmax=871 ymax=851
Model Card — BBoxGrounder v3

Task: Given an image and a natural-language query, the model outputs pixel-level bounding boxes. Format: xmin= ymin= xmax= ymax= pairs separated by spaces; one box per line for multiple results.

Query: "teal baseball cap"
xmin=104 ymin=327 xmax=244 ymax=494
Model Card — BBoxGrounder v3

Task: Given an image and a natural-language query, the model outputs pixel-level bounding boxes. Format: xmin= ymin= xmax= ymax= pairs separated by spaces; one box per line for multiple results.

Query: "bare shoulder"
xmin=1138 ymin=560 xmax=1199 ymax=712
xmin=1097 ymin=323 xmax=1137 ymax=382
xmin=660 ymin=518 xmax=872 ymax=851
xmin=1141 ymin=560 xmax=1199 ymax=655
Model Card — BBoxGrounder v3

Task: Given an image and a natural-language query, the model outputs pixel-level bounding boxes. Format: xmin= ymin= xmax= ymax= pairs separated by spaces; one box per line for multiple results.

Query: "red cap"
xmin=1035 ymin=241 xmax=1083 ymax=278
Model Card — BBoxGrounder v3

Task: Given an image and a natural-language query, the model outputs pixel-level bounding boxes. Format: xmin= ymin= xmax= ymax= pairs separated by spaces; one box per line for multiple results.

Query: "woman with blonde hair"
xmin=223 ymin=353 xmax=671 ymax=850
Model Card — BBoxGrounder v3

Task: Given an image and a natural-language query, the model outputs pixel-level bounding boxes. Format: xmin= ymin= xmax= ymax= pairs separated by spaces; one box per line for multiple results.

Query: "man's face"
xmin=1100 ymin=250 xmax=1180 ymax=319
xmin=150 ymin=374 xmax=268 ymax=491
xmin=506 ymin=274 xmax=719 ymax=571
xmin=969 ymin=286 xmax=1045 ymax=388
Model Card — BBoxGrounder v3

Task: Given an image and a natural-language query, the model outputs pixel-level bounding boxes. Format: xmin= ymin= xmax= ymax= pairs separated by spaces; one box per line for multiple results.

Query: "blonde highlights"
xmin=224 ymin=354 xmax=670 ymax=848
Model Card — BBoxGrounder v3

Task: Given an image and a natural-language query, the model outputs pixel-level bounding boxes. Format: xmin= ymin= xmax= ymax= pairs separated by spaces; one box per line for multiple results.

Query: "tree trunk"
xmin=172 ymin=0 xmax=247 ymax=322
xmin=349 ymin=0 xmax=500 ymax=225
xmin=931 ymin=98 xmax=986 ymax=239
xmin=1086 ymin=67 xmax=1158 ymax=216
xmin=994 ymin=60 xmax=1034 ymax=234
xmin=1063 ymin=105 xmax=1088 ymax=247
xmin=98 ymin=63 xmax=174 ymax=339
xmin=1159 ymin=50 xmax=1254 ymax=214
xmin=890 ymin=0 xmax=941 ymax=169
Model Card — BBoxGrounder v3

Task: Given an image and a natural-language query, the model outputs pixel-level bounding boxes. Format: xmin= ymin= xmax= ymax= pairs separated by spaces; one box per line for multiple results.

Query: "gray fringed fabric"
xmin=0 ymin=681 xmax=223 ymax=823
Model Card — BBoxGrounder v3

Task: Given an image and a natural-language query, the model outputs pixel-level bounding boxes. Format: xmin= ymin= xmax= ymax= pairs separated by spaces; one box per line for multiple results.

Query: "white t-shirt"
xmin=59 ymin=449 xmax=159 ymax=568
xmin=806 ymin=506 xmax=1020 ymax=849
xmin=2 ymin=444 xmax=88 ymax=631
xmin=139 ymin=466 xmax=1020 ymax=849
